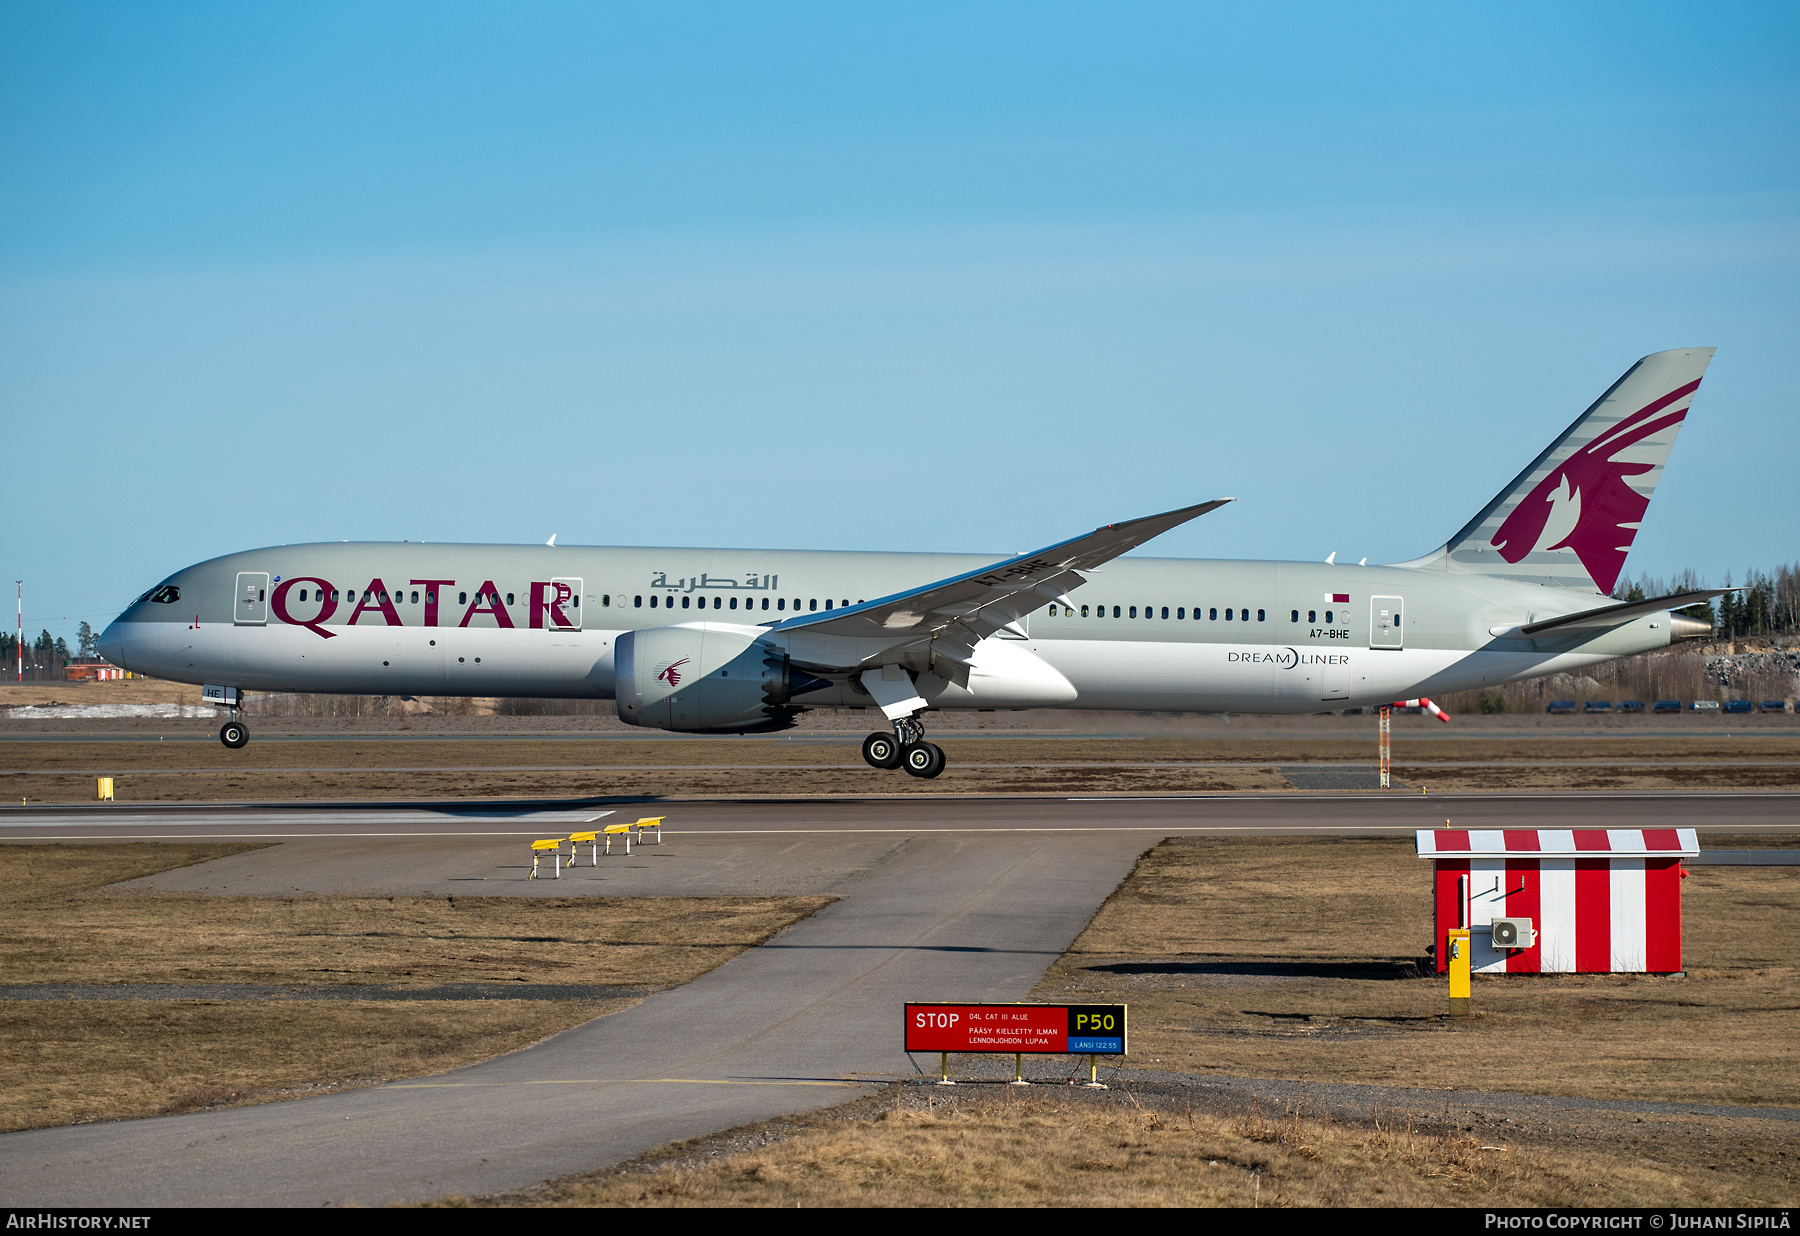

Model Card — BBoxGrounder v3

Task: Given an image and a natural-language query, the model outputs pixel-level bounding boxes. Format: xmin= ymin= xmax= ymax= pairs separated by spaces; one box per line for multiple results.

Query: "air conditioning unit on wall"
xmin=1490 ymin=918 xmax=1537 ymax=949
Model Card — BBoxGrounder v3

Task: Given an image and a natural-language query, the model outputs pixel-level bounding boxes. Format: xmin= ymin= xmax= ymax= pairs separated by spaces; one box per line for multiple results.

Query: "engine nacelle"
xmin=615 ymin=622 xmax=829 ymax=732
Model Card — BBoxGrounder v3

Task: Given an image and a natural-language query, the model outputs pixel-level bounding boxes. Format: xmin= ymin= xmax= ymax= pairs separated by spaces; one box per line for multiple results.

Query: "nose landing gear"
xmin=207 ymin=685 xmax=249 ymax=747
xmin=861 ymin=714 xmax=945 ymax=779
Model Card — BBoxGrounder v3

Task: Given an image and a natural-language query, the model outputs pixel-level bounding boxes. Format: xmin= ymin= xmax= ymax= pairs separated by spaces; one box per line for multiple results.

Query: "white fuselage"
xmin=102 ymin=541 xmax=1677 ymax=722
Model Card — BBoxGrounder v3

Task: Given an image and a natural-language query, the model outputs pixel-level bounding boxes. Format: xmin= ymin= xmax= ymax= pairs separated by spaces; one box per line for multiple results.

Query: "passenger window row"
xmin=1045 ymin=604 xmax=1266 ymax=622
xmin=457 ymin=590 xmax=591 ymax=609
xmin=1290 ymin=609 xmax=1338 ymax=624
xmin=293 ymin=588 xmax=610 ymax=608
xmin=291 ymin=587 xmax=880 ymax=617
xmin=631 ymin=596 xmax=859 ymax=613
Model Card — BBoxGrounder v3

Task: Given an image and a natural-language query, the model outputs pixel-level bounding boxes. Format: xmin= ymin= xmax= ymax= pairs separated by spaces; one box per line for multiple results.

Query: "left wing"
xmin=767 ymin=499 xmax=1233 ymax=681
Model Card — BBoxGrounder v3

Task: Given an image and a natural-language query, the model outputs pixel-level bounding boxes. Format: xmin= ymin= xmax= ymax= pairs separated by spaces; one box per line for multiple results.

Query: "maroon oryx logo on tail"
xmin=1489 ymin=379 xmax=1700 ymax=595
xmin=655 ymin=658 xmax=691 ymax=687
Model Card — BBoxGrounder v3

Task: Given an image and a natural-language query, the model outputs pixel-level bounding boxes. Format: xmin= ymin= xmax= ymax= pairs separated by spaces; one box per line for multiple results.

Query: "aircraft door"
xmin=1370 ymin=595 xmax=1403 ymax=649
xmin=234 ymin=573 xmax=269 ymax=625
xmin=550 ymin=578 xmax=583 ymax=630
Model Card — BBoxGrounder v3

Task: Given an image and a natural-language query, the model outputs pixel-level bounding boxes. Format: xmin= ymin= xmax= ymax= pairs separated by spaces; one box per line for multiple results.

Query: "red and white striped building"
xmin=1416 ymin=829 xmax=1698 ymax=975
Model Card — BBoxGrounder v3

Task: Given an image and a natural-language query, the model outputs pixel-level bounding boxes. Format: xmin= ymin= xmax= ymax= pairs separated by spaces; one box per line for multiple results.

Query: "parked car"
xmin=1690 ymin=700 xmax=1721 ymax=712
xmin=1583 ymin=700 xmax=1613 ymax=713
xmin=1763 ymin=700 xmax=1792 ymax=714
xmin=1724 ymin=699 xmax=1753 ymax=714
xmin=1546 ymin=700 xmax=1576 ymax=715
xmin=1653 ymin=700 xmax=1682 ymax=714
xmin=1620 ymin=700 xmax=1646 ymax=713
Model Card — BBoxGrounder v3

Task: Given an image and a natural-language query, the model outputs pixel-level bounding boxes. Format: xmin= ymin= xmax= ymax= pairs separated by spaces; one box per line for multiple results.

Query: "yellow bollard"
xmin=97 ymin=777 xmax=114 ymax=801
xmin=529 ymin=838 xmax=567 ymax=879
xmin=1447 ymin=927 xmax=1471 ymax=1016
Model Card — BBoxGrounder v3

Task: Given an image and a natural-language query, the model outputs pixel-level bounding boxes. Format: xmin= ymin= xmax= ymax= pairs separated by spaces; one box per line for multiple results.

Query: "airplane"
xmin=102 ymin=348 xmax=1727 ymax=777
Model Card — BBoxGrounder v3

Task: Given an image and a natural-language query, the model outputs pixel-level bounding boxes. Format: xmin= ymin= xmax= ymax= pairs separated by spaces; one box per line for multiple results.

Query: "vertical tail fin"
xmin=1409 ymin=348 xmax=1715 ymax=594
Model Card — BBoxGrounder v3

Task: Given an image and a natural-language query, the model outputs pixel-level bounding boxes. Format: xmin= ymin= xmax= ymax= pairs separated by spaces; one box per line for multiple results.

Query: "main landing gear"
xmin=862 ymin=717 xmax=945 ymax=779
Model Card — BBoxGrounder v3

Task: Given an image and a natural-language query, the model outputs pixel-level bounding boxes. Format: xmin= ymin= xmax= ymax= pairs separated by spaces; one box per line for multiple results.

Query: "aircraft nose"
xmin=99 ymin=620 xmax=128 ymax=669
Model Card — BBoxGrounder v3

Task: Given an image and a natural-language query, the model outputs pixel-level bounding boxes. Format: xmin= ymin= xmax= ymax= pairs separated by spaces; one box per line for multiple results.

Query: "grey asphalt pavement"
xmin=3 ymin=789 xmax=1796 ymax=842
xmin=124 ymin=830 xmax=941 ymax=898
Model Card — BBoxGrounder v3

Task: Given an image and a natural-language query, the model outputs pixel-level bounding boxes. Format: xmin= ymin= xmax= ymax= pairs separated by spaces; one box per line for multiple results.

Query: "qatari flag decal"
xmin=1326 ymin=592 xmax=1349 ymax=603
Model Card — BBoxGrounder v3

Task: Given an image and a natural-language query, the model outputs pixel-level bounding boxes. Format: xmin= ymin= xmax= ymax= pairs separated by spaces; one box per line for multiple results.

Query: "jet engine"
xmin=614 ymin=622 xmax=831 ymax=732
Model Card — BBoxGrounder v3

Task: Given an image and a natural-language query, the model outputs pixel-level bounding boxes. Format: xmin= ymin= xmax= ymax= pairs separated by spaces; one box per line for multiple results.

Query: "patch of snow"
xmin=7 ymin=704 xmax=218 ymax=719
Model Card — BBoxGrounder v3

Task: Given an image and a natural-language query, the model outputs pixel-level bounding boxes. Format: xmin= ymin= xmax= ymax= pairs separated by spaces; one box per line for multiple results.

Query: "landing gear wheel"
xmin=219 ymin=721 xmax=249 ymax=749
xmin=901 ymin=741 xmax=945 ymax=779
xmin=862 ymin=732 xmax=903 ymax=769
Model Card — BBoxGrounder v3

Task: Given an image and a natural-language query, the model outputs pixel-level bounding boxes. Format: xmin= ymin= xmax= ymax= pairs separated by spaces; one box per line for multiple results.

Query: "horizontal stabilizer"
xmin=1487 ymin=589 xmax=1727 ymax=639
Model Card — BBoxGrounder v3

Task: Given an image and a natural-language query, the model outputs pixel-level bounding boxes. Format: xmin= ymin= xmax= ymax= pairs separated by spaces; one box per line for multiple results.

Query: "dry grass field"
xmin=0 ymin=844 xmax=829 ymax=1132
xmin=1034 ymin=834 xmax=1800 ymax=1109
xmin=3 ymin=733 xmax=1797 ymax=801
xmin=513 ymin=1090 xmax=1651 ymax=1207
xmin=2 ymin=999 xmax=636 ymax=1133
xmin=0 ymin=679 xmax=207 ymax=709
xmin=473 ymin=1085 xmax=1796 ymax=1208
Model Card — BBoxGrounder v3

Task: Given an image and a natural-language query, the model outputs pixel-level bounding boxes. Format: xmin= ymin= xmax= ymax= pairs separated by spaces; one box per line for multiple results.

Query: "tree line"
xmin=0 ymin=630 xmax=71 ymax=675
xmin=1613 ymin=563 xmax=1800 ymax=638
xmin=0 ymin=622 xmax=100 ymax=677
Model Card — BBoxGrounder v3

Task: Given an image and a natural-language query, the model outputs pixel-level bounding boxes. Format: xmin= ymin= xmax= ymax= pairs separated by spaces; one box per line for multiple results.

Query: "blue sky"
xmin=3 ymin=2 xmax=1796 ymax=645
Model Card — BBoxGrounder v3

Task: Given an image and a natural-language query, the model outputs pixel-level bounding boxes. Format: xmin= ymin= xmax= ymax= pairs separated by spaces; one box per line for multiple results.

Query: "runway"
xmin=10 ymin=758 xmax=1799 ymax=774
xmin=1 ymin=790 xmax=1795 ymax=841
xmin=0 ymin=791 xmax=1794 ymax=1206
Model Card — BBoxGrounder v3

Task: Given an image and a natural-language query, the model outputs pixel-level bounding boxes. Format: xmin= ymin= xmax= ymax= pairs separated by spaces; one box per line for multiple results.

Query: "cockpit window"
xmin=138 ymin=585 xmax=180 ymax=604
